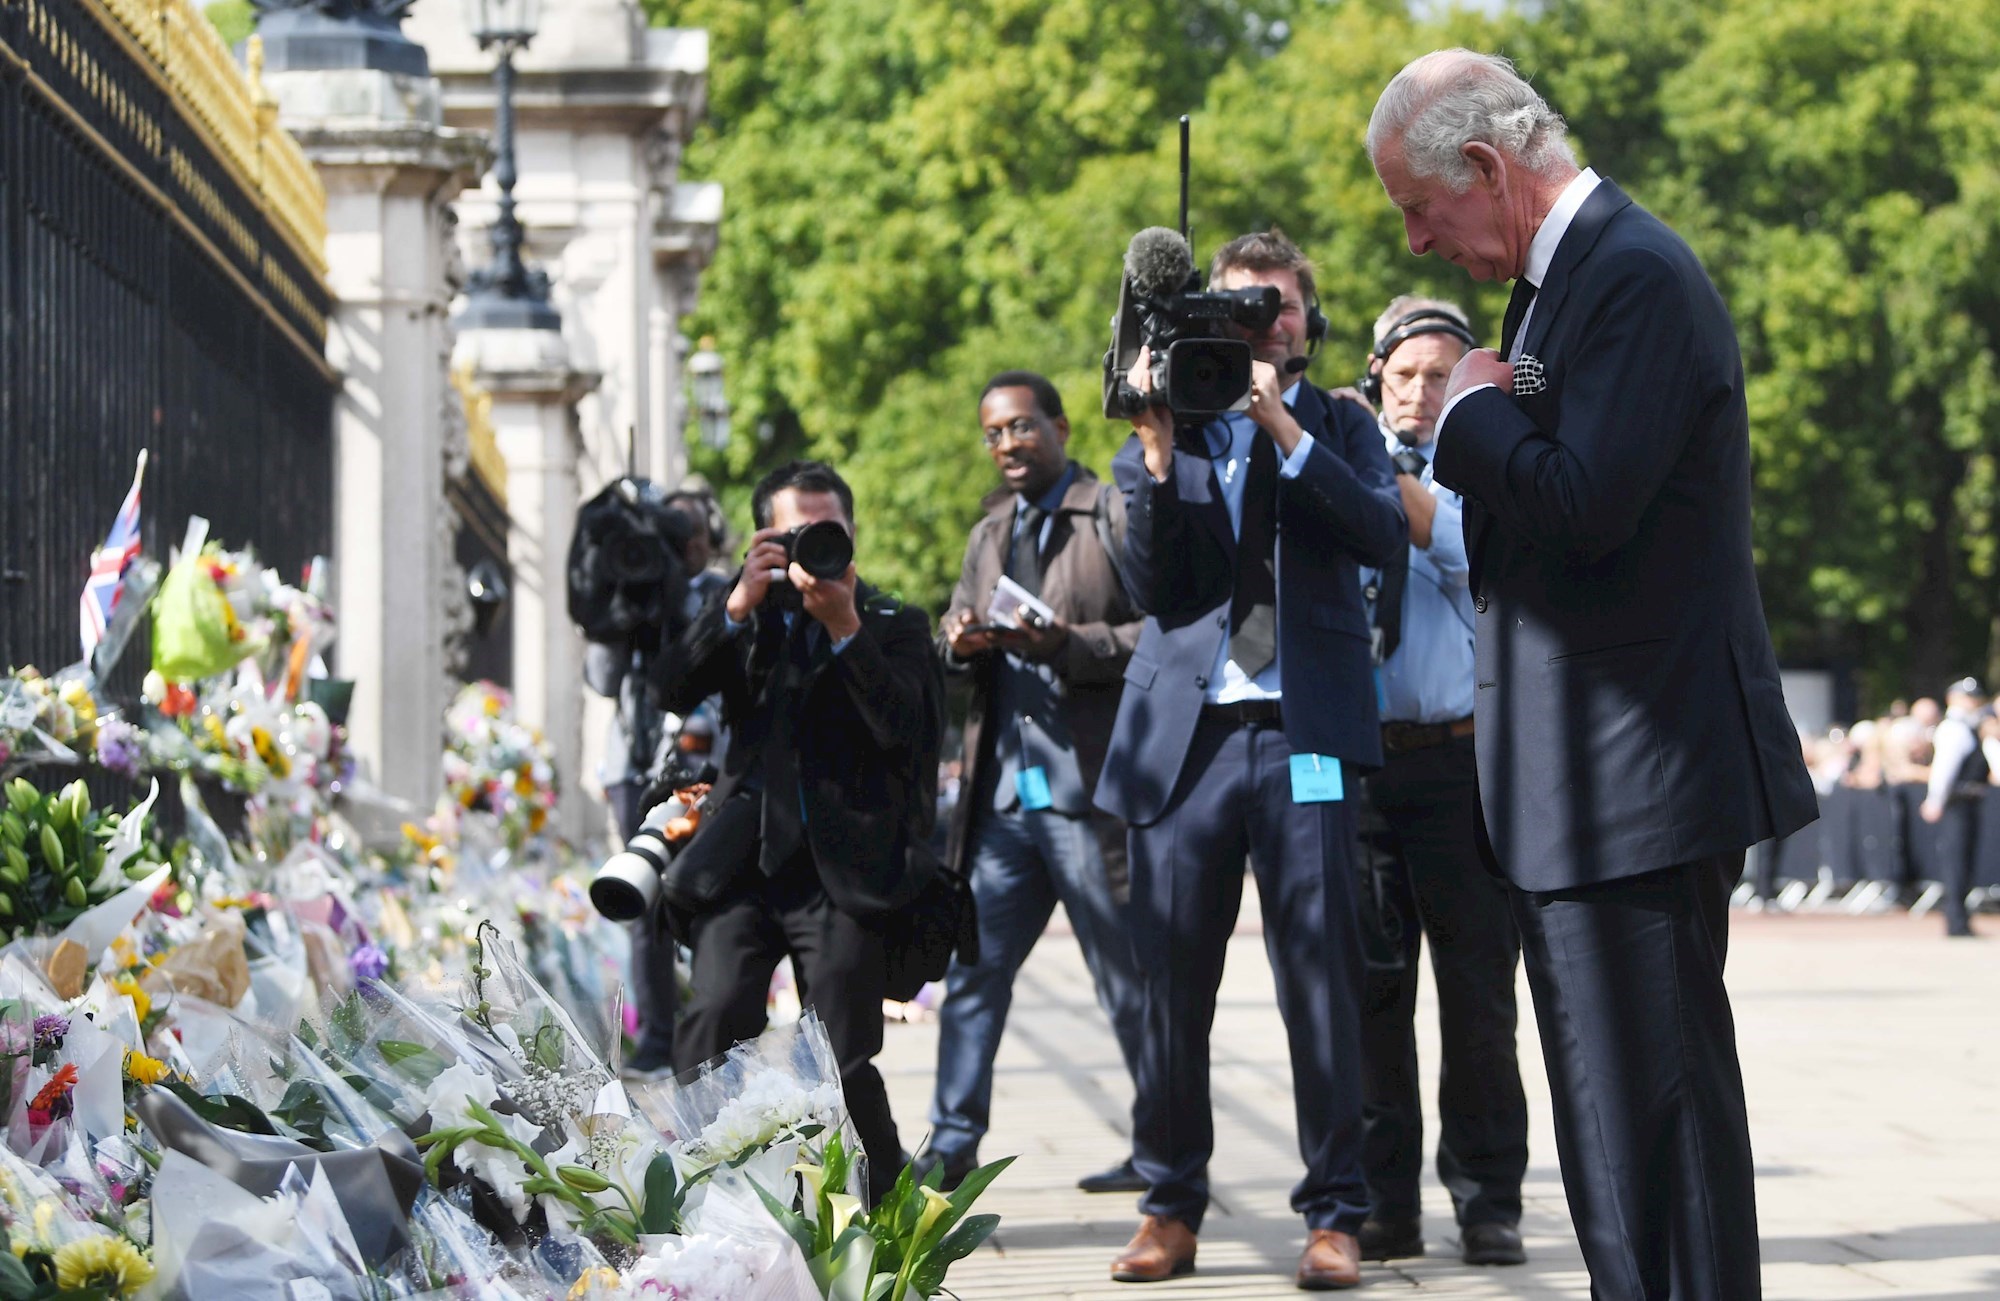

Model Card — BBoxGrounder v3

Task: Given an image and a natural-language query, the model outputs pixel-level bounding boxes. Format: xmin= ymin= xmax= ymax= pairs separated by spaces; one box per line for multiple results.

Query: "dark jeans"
xmin=1357 ymin=735 xmax=1527 ymax=1229
xmin=609 ymin=778 xmax=677 ymax=1068
xmin=1126 ymin=715 xmax=1369 ymax=1235
xmin=676 ymin=853 xmax=903 ymax=1203
xmin=928 ymin=805 xmax=1143 ymax=1166
xmin=1514 ymin=856 xmax=1759 ymax=1300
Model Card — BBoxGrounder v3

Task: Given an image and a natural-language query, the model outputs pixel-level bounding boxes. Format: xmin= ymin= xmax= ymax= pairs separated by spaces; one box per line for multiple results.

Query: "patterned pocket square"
xmin=1512 ymin=354 xmax=1548 ymax=397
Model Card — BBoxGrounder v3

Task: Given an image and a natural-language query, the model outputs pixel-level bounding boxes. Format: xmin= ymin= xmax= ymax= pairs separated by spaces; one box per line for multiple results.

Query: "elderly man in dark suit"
xmin=1369 ymin=49 xmax=1819 ymax=1300
xmin=1096 ymin=229 xmax=1406 ymax=1289
xmin=651 ymin=460 xmax=943 ymax=1205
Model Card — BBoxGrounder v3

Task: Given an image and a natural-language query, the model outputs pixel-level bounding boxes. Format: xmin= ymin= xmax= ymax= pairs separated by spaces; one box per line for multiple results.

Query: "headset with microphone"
xmin=1283 ymin=289 xmax=1331 ymax=376
xmin=1358 ymin=308 xmax=1477 ymax=402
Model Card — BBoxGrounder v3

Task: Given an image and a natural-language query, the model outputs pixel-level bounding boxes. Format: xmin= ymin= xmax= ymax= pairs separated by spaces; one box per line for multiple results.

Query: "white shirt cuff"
xmin=830 ymin=631 xmax=857 ymax=654
xmin=1436 ymin=383 xmax=1498 ymax=442
xmin=1278 ymin=430 xmax=1316 ymax=478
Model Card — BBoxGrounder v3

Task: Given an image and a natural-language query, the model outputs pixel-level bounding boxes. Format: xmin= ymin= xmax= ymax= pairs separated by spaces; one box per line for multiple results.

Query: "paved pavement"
xmin=877 ymin=904 xmax=2000 ymax=1298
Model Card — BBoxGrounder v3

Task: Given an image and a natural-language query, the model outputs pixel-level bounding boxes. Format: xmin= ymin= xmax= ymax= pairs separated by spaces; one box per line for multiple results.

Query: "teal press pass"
xmin=1015 ymin=765 xmax=1054 ymax=811
xmin=1289 ymin=753 xmax=1344 ymax=803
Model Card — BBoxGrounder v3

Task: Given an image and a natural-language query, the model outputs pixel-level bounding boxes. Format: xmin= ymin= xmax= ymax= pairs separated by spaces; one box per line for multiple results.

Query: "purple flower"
xmin=95 ymin=717 xmax=144 ymax=779
xmin=33 ymin=1014 xmax=69 ymax=1053
xmin=349 ymin=942 xmax=390 ymax=984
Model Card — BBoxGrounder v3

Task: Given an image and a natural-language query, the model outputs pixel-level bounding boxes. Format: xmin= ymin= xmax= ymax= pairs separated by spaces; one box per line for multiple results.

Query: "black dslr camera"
xmin=567 ymin=477 xmax=693 ymax=646
xmin=764 ymin=519 xmax=855 ymax=611
xmin=1101 ymin=120 xmax=1279 ymax=421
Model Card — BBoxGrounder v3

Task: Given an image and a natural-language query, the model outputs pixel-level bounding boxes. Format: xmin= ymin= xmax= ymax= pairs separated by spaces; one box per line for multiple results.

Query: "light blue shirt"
xmin=1361 ymin=424 xmax=1475 ymax=723
xmin=1199 ymin=385 xmax=1315 ymax=704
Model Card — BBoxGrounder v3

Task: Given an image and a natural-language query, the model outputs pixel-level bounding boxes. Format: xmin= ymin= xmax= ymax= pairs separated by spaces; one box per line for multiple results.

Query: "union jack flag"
xmin=80 ymin=449 xmax=147 ymax=666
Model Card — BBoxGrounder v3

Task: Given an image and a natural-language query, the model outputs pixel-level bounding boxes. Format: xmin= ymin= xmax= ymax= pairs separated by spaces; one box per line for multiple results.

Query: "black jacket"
xmin=652 ymin=579 xmax=944 ymax=919
xmin=1432 ymin=179 xmax=1818 ymax=890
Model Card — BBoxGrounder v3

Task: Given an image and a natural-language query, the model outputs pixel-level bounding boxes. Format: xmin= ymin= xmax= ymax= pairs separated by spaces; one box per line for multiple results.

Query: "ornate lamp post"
xmin=456 ymin=0 xmax=560 ymax=332
xmin=688 ymin=336 xmax=730 ymax=450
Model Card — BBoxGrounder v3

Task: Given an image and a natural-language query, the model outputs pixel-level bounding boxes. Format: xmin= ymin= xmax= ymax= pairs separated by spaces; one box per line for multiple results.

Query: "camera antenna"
xmin=1178 ymin=115 xmax=1191 ymax=246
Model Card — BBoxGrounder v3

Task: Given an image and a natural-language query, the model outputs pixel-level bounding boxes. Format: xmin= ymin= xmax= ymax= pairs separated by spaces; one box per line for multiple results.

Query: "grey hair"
xmin=1372 ymin=295 xmax=1472 ymax=350
xmin=1368 ymin=49 xmax=1577 ymax=193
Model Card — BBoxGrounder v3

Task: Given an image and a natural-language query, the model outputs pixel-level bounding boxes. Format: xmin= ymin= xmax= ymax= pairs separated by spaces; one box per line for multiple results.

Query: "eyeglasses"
xmin=981 ymin=417 xmax=1044 ymax=448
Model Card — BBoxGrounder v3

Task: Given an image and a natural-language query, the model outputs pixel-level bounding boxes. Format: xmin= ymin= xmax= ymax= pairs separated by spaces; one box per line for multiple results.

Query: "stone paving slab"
xmin=877 ymin=906 xmax=2000 ymax=1298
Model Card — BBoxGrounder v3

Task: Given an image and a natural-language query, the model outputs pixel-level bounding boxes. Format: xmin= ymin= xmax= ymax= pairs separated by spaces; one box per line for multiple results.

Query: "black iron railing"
xmin=0 ymin=0 xmax=335 ymax=680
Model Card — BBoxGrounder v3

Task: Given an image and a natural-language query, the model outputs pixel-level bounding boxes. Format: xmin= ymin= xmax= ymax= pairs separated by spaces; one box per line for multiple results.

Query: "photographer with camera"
xmin=646 ymin=460 xmax=943 ymax=1205
xmin=1095 ymin=228 xmax=1406 ymax=1288
xmin=1351 ymin=296 xmax=1528 ymax=1268
xmin=919 ymin=370 xmax=1147 ymax=1196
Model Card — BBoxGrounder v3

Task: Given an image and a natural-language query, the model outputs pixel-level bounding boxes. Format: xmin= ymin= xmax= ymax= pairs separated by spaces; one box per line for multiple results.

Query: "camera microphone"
xmin=1124 ymin=227 xmax=1195 ymax=301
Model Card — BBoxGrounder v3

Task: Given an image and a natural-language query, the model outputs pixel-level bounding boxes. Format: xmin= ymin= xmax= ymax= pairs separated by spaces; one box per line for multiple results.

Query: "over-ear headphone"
xmin=1305 ymin=292 xmax=1328 ymax=355
xmin=1358 ymin=308 xmax=1478 ymax=405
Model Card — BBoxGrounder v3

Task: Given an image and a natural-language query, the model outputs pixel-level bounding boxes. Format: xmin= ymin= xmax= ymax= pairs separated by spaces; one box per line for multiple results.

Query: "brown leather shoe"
xmin=1110 ymin=1215 xmax=1197 ymax=1283
xmin=1296 ymin=1229 xmax=1362 ymax=1290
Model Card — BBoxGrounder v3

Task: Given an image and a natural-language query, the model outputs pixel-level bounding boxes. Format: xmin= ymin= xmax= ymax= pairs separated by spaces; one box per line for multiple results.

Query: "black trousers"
xmin=676 ymin=851 xmax=902 ymax=1202
xmin=1126 ymin=715 xmax=1369 ymax=1235
xmin=1933 ymin=799 xmax=1977 ymax=936
xmin=1513 ymin=855 xmax=1758 ymax=1301
xmin=1357 ymin=735 xmax=1527 ymax=1229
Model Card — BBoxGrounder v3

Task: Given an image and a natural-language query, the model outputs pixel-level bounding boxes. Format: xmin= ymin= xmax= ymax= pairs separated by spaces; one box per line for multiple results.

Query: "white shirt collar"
xmin=1523 ymin=168 xmax=1601 ymax=289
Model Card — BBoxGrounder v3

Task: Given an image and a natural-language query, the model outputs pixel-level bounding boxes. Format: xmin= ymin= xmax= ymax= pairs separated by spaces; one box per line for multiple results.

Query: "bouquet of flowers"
xmin=0 ymin=779 xmax=168 ymax=948
xmin=0 ymin=668 xmax=102 ymax=773
xmin=444 ymin=682 xmax=559 ymax=852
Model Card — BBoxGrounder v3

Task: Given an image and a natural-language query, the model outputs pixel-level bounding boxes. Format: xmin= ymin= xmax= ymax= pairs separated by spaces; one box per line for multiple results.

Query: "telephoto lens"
xmin=786 ymin=519 xmax=853 ymax=580
xmin=590 ymin=795 xmax=693 ymax=921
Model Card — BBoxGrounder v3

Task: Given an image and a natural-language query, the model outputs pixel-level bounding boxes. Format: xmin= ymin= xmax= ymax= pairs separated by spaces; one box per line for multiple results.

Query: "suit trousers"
xmin=677 ymin=851 xmax=903 ymax=1203
xmin=1358 ymin=736 xmax=1527 ymax=1228
xmin=1512 ymin=855 xmax=1758 ymax=1301
xmin=929 ymin=804 xmax=1144 ymax=1165
xmin=1127 ymin=714 xmax=1370 ymax=1234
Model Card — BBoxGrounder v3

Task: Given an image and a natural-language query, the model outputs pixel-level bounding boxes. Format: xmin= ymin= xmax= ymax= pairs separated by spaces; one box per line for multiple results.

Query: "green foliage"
xmin=203 ymin=2 xmax=255 ymax=48
xmin=654 ymin=0 xmax=2000 ymax=702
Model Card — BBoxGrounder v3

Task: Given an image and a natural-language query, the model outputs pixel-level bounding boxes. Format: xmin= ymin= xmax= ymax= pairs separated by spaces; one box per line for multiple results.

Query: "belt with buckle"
xmin=1381 ymin=716 xmax=1475 ymax=755
xmin=1200 ymin=699 xmax=1284 ymax=727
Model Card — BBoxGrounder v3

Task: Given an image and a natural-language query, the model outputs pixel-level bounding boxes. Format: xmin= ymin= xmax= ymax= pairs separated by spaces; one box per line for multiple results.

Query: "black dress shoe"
xmin=1356 ymin=1216 xmax=1424 ymax=1260
xmin=1461 ymin=1222 xmax=1526 ymax=1266
xmin=1077 ymin=1157 xmax=1149 ymax=1194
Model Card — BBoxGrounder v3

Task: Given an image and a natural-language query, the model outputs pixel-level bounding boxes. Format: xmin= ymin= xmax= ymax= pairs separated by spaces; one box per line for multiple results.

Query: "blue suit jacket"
xmin=1093 ymin=383 xmax=1407 ymax=828
xmin=1433 ymin=180 xmax=1818 ymax=891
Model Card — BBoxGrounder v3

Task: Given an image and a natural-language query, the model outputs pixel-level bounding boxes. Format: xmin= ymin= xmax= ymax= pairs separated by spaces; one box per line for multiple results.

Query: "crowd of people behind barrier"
xmin=1765 ymin=685 xmax=2000 ymax=932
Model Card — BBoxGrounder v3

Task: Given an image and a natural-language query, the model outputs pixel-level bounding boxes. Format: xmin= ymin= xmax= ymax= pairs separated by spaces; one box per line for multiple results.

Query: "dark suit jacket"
xmin=942 ymin=465 xmax=1142 ymax=873
xmin=1432 ymin=179 xmax=1818 ymax=891
xmin=652 ymin=579 xmax=944 ymax=919
xmin=1093 ymin=383 xmax=1408 ymax=828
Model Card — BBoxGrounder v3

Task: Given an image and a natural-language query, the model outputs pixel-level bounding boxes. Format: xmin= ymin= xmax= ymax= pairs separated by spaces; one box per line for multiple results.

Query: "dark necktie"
xmin=1010 ymin=504 xmax=1047 ymax=596
xmin=1229 ymin=430 xmax=1279 ymax=677
xmin=1373 ymin=542 xmax=1410 ymax=664
xmin=757 ymin=621 xmax=817 ymax=873
xmin=1500 ymin=276 xmax=1536 ymax=361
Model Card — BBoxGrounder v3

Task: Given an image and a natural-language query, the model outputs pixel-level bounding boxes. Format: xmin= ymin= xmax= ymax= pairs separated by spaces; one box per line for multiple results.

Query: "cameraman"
xmin=648 ymin=460 xmax=943 ymax=1204
xmin=1095 ymin=229 xmax=1406 ymax=1287
xmin=1352 ymin=296 xmax=1528 ymax=1267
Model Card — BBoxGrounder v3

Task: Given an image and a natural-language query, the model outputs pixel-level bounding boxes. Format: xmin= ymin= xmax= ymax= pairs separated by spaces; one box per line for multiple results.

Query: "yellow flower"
xmin=123 ymin=1051 xmax=171 ymax=1086
xmin=913 ymin=1184 xmax=954 ymax=1241
xmin=109 ymin=935 xmax=139 ymax=971
xmin=111 ymin=974 xmax=152 ymax=1022
xmin=567 ymin=1267 xmax=621 ymax=1299
xmin=53 ymin=1235 xmax=155 ymax=1294
xmin=59 ymin=681 xmax=98 ymax=734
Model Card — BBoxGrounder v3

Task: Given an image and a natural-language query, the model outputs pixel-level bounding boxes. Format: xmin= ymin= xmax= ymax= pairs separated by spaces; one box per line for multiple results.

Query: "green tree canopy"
xmin=654 ymin=0 xmax=2000 ymax=707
